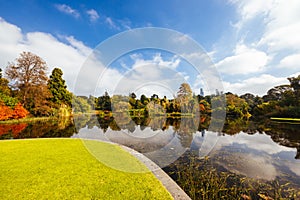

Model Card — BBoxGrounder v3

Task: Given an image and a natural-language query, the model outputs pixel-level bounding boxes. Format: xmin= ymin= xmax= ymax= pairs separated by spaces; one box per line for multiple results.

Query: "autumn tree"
xmin=5 ymin=52 xmax=52 ymax=116
xmin=48 ymin=68 xmax=72 ymax=107
xmin=176 ymin=83 xmax=194 ymax=113
xmin=226 ymin=93 xmax=250 ymax=118
xmin=177 ymin=83 xmax=192 ymax=100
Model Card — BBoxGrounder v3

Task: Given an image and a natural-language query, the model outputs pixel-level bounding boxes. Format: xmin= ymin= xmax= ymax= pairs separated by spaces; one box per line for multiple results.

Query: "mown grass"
xmin=0 ymin=117 xmax=53 ymax=124
xmin=270 ymin=117 xmax=300 ymax=121
xmin=0 ymin=139 xmax=172 ymax=199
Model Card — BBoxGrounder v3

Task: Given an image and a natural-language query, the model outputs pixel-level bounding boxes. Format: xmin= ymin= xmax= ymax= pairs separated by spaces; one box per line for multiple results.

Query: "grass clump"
xmin=0 ymin=139 xmax=172 ymax=200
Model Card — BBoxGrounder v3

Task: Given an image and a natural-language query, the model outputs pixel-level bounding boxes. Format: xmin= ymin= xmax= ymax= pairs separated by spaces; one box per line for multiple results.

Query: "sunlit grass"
xmin=0 ymin=139 xmax=172 ymax=199
xmin=0 ymin=117 xmax=53 ymax=124
xmin=271 ymin=117 xmax=300 ymax=121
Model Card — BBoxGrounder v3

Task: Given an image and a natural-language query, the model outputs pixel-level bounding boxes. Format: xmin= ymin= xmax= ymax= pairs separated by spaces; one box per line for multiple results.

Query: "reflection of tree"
xmin=97 ymin=116 xmax=114 ymax=133
xmin=74 ymin=114 xmax=91 ymax=131
xmin=296 ymin=147 xmax=300 ymax=159
xmin=261 ymin=121 xmax=300 ymax=159
xmin=86 ymin=115 xmax=99 ymax=129
xmin=108 ymin=119 xmax=121 ymax=131
xmin=0 ymin=123 xmax=27 ymax=139
xmin=222 ymin=117 xmax=249 ymax=135
xmin=148 ymin=117 xmax=166 ymax=131
xmin=0 ymin=117 xmax=76 ymax=139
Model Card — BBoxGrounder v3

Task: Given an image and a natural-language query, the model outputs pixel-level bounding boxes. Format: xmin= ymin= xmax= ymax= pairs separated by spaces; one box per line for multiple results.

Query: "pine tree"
xmin=48 ymin=68 xmax=72 ymax=107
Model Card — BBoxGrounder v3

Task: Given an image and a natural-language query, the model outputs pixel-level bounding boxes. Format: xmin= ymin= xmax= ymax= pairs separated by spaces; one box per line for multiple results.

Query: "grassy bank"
xmin=270 ymin=117 xmax=300 ymax=122
xmin=0 ymin=116 xmax=54 ymax=124
xmin=0 ymin=139 xmax=172 ymax=199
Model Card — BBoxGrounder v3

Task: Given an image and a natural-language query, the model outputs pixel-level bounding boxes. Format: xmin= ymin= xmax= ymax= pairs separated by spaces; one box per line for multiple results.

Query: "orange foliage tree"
xmin=0 ymin=102 xmax=29 ymax=121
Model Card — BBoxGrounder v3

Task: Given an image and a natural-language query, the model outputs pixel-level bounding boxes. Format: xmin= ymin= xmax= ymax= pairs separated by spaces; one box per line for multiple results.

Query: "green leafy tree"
xmin=226 ymin=93 xmax=250 ymax=118
xmin=72 ymin=95 xmax=91 ymax=113
xmin=288 ymin=74 xmax=300 ymax=105
xmin=48 ymin=68 xmax=72 ymax=106
xmin=0 ymin=68 xmax=11 ymax=96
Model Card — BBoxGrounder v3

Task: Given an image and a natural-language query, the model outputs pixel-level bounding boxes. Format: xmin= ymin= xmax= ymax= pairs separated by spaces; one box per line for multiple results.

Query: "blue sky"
xmin=0 ymin=0 xmax=299 ymax=97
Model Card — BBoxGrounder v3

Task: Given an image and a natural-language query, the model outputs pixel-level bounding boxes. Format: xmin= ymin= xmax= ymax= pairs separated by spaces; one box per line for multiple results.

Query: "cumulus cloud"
xmin=0 ymin=18 xmax=89 ymax=92
xmin=230 ymin=0 xmax=300 ymax=52
xmin=223 ymin=74 xmax=288 ymax=95
xmin=279 ymin=53 xmax=300 ymax=70
xmin=86 ymin=9 xmax=99 ymax=22
xmin=222 ymin=0 xmax=300 ymax=96
xmin=55 ymin=4 xmax=80 ymax=18
xmin=103 ymin=54 xmax=184 ymax=98
xmin=216 ymin=44 xmax=269 ymax=75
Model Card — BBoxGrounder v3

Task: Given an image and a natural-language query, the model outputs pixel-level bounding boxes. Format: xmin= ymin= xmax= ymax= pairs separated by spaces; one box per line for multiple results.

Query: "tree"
xmin=288 ymin=74 xmax=300 ymax=105
xmin=177 ymin=83 xmax=192 ymax=99
xmin=5 ymin=52 xmax=52 ymax=116
xmin=48 ymin=68 xmax=72 ymax=106
xmin=6 ymin=52 xmax=48 ymax=104
xmin=226 ymin=94 xmax=250 ymax=118
xmin=0 ymin=68 xmax=11 ymax=96
xmin=176 ymin=83 xmax=193 ymax=113
xmin=72 ymin=95 xmax=91 ymax=113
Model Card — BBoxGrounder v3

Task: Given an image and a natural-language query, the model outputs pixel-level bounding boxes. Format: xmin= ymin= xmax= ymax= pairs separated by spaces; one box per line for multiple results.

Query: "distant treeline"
xmin=0 ymin=52 xmax=299 ymax=121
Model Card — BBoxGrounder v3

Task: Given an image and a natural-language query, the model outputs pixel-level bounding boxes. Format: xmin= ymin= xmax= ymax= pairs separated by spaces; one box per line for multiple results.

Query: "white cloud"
xmin=216 ymin=44 xmax=269 ymax=75
xmin=279 ymin=54 xmax=300 ymax=70
xmin=65 ymin=36 xmax=92 ymax=56
xmin=105 ymin=17 xmax=119 ymax=30
xmin=259 ymin=22 xmax=300 ymax=52
xmin=55 ymin=4 xmax=80 ymax=18
xmin=230 ymin=0 xmax=273 ymax=22
xmin=0 ymin=18 xmax=90 ymax=93
xmin=86 ymin=9 xmax=99 ymax=22
xmin=96 ymin=54 xmax=184 ymax=98
xmin=231 ymin=0 xmax=300 ymax=52
xmin=223 ymin=74 xmax=288 ymax=95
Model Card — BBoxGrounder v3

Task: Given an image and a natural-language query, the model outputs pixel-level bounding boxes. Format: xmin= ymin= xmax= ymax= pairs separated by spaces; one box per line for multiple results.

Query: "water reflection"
xmin=1 ymin=115 xmax=300 ymax=198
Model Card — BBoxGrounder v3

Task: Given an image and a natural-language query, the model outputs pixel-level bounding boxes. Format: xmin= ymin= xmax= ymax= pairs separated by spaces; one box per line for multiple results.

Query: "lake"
xmin=1 ymin=114 xmax=299 ymax=199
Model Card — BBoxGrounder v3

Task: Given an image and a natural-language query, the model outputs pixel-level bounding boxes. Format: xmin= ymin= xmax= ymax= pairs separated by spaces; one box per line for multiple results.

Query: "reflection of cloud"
xmin=217 ymin=152 xmax=277 ymax=180
xmin=105 ymin=127 xmax=175 ymax=153
xmin=195 ymin=131 xmax=299 ymax=180
xmin=208 ymin=132 xmax=295 ymax=155
xmin=285 ymin=161 xmax=300 ymax=176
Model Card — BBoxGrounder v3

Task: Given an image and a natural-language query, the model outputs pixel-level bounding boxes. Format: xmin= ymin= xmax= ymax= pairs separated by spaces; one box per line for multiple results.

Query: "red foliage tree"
xmin=0 ymin=102 xmax=13 ymax=121
xmin=12 ymin=103 xmax=29 ymax=119
xmin=0 ymin=102 xmax=29 ymax=121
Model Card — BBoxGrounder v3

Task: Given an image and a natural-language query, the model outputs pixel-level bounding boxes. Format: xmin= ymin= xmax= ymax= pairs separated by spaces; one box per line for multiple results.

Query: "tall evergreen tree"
xmin=48 ymin=68 xmax=72 ymax=106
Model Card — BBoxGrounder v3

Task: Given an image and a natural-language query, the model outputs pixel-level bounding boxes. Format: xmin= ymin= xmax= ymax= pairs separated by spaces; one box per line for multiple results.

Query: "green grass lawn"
xmin=0 ymin=139 xmax=172 ymax=200
xmin=270 ymin=117 xmax=300 ymax=122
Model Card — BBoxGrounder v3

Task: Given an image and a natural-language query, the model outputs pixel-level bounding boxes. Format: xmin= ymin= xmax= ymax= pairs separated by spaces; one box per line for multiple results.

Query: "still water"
xmin=1 ymin=115 xmax=299 ymax=199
